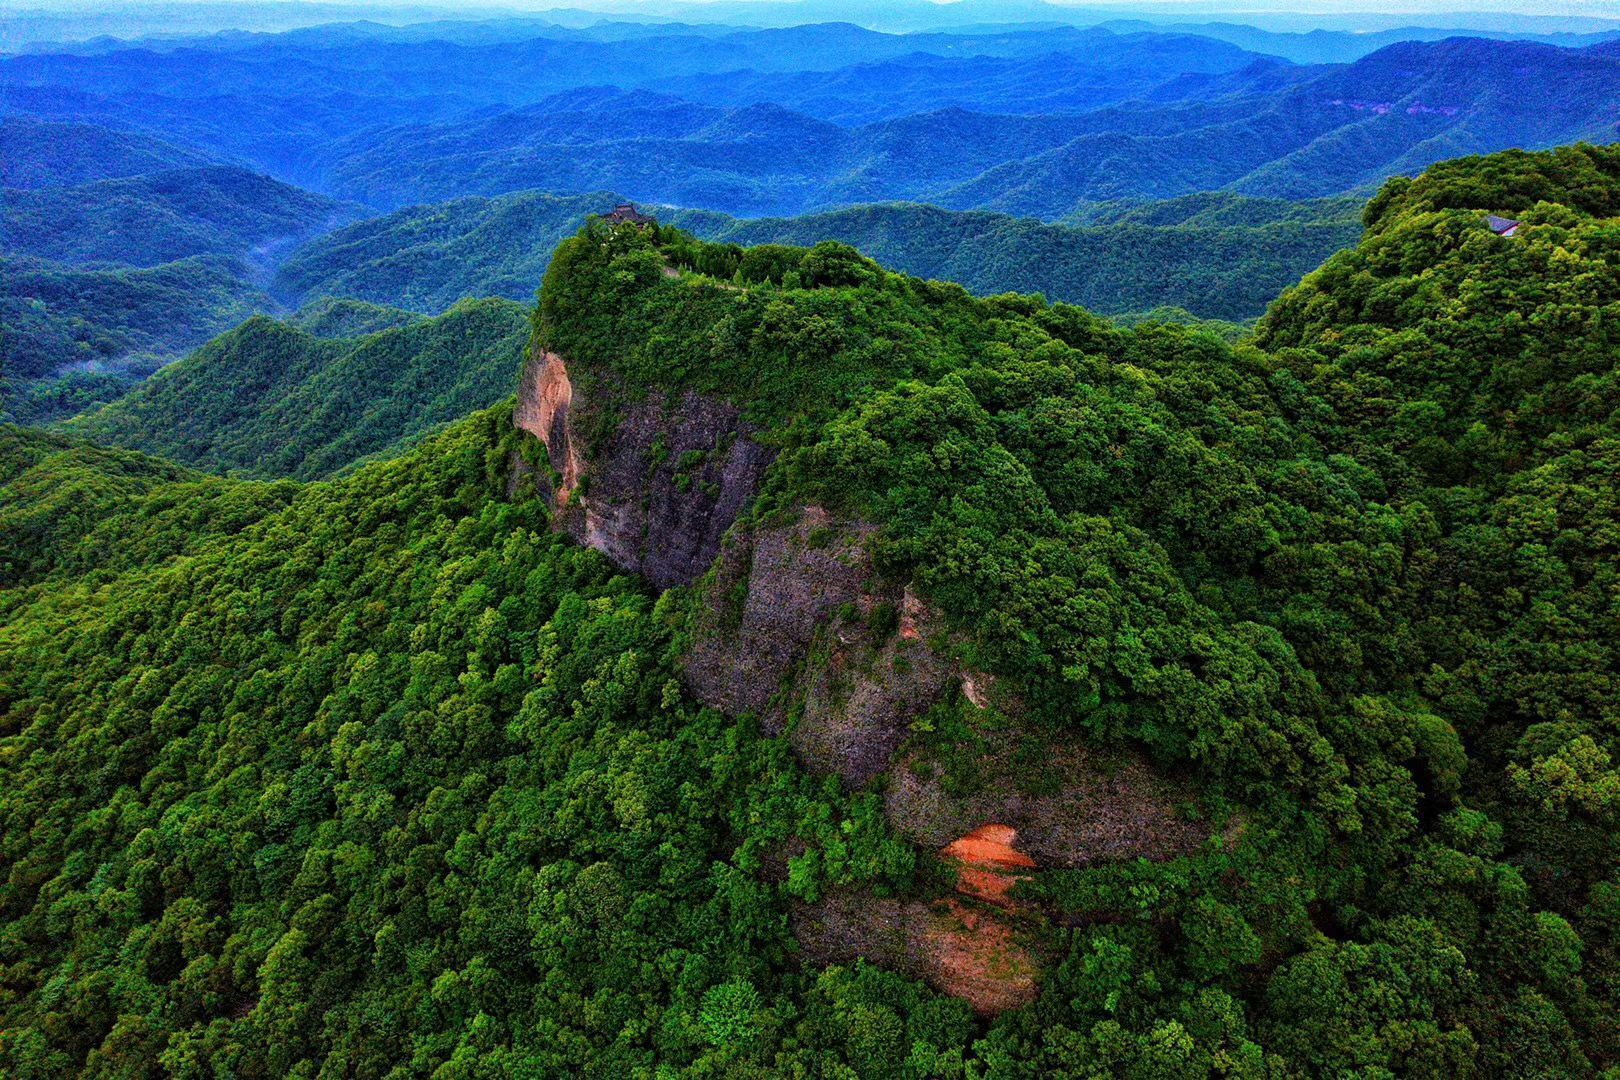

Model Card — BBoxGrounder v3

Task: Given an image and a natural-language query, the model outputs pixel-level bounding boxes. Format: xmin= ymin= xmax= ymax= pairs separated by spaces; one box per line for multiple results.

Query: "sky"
xmin=11 ymin=0 xmax=1619 ymax=13
xmin=3 ymin=0 xmax=1615 ymax=50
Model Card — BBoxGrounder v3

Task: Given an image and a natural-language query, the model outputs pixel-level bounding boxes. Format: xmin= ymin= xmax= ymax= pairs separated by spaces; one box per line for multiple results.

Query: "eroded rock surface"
xmin=513 ymin=350 xmax=775 ymax=589
xmin=511 ymin=355 xmax=1221 ymax=1019
xmin=682 ymin=510 xmax=958 ymax=787
xmin=889 ymin=729 xmax=1213 ymax=868
xmin=941 ymin=824 xmax=1036 ymax=908
xmin=792 ymin=892 xmax=1042 ymax=1016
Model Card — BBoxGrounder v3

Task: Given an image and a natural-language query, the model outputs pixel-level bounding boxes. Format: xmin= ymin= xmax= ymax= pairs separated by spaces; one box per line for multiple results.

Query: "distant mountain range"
xmin=2 ymin=14 xmax=1616 ymax=424
xmin=4 ymin=27 xmax=1614 ymax=213
xmin=5 ymin=3 xmax=1617 ymax=61
xmin=275 ymin=188 xmax=1363 ymax=322
xmin=9 ymin=31 xmax=1608 ymax=218
xmin=303 ymin=38 xmax=1617 ymax=217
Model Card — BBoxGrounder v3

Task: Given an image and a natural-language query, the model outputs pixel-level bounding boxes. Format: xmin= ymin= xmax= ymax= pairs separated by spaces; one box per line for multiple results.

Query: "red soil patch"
xmin=922 ymin=899 xmax=1040 ymax=1015
xmin=943 ymin=824 xmax=1037 ymax=869
xmin=942 ymin=824 xmax=1036 ymax=907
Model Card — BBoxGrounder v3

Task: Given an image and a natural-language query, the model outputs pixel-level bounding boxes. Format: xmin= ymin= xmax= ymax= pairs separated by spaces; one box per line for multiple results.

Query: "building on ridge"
xmin=604 ymin=203 xmax=655 ymax=227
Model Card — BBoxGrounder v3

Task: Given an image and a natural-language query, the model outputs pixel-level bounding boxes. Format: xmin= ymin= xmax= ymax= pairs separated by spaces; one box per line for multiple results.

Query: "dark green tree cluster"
xmin=1 ymin=143 xmax=1618 ymax=1077
xmin=530 ymin=144 xmax=1620 ymax=1074
xmin=0 ymin=415 xmax=916 ymax=1077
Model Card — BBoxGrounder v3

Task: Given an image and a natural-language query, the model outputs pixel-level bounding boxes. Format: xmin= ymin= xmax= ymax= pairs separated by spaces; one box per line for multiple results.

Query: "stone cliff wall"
xmin=513 ymin=350 xmax=776 ymax=590
xmin=511 ymin=349 xmax=1227 ymax=1018
xmin=681 ymin=507 xmax=962 ymax=789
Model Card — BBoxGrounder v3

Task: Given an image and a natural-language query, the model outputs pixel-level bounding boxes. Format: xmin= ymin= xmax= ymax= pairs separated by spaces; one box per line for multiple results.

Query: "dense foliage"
xmin=0 ymin=418 xmax=914 ymax=1077
xmin=65 ymin=299 xmax=529 ymax=480
xmin=0 ymin=255 xmax=270 ymax=384
xmin=1 ymin=137 xmax=1618 ymax=1077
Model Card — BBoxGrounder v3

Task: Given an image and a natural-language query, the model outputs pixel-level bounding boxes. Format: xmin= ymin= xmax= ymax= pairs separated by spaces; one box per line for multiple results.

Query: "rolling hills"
xmin=5 ymin=27 xmax=1614 ymax=219
xmin=63 ymin=297 xmax=529 ymax=479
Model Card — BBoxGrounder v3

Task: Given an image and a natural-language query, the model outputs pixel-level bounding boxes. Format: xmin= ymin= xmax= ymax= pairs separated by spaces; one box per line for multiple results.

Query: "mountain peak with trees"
xmin=2 ymin=141 xmax=1617 ymax=1076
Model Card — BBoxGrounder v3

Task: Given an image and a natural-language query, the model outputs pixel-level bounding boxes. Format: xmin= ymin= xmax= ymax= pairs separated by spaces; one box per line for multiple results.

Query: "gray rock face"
xmin=513 ymin=350 xmax=775 ymax=590
xmin=885 ymin=731 xmax=1216 ymax=869
xmin=682 ymin=509 xmax=959 ymax=788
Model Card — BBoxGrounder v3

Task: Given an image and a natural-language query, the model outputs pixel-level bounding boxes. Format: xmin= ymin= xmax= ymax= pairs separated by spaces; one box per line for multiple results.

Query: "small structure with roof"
xmin=604 ymin=202 xmax=655 ymax=227
xmin=1484 ymin=214 xmax=1521 ymax=238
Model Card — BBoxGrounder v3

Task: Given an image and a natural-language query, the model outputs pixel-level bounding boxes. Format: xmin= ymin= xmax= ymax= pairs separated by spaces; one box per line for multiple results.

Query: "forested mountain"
xmin=1071 ymin=191 xmax=1362 ymax=226
xmin=0 ymin=142 xmax=1616 ymax=1077
xmin=0 ymin=255 xmax=269 ymax=382
xmin=0 ymin=21 xmax=1272 ymax=186
xmin=0 ymin=116 xmax=224 ymax=188
xmin=271 ymin=191 xmax=616 ymax=313
xmin=0 ymin=165 xmax=359 ymax=267
xmin=0 ymin=122 xmax=364 ymax=419
xmin=64 ymin=298 xmax=529 ymax=479
xmin=3 ymin=13 xmax=1614 ymax=431
xmin=273 ymin=187 xmax=1361 ymax=321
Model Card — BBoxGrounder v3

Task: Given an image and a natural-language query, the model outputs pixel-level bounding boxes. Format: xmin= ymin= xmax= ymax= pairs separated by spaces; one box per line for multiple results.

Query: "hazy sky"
xmin=17 ymin=0 xmax=1619 ymax=12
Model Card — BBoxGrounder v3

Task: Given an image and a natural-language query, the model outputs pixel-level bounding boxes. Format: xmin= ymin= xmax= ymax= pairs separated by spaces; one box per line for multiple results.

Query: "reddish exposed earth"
xmin=920 ymin=899 xmax=1039 ymax=1015
xmin=941 ymin=824 xmax=1036 ymax=907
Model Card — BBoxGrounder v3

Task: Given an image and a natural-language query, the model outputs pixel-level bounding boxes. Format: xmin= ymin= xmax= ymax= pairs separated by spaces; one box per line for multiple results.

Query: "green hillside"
xmin=0 ymin=143 xmax=1616 ymax=1078
xmin=0 ymin=166 xmax=358 ymax=268
xmin=277 ymin=189 xmax=1362 ymax=321
xmin=65 ymin=298 xmax=529 ymax=479
xmin=0 ymin=255 xmax=272 ymax=382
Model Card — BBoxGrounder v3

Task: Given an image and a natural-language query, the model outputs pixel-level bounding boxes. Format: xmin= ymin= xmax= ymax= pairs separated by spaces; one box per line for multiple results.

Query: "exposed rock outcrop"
xmin=513 ymin=350 xmax=775 ymax=590
xmin=889 ymin=728 xmax=1213 ymax=869
xmin=792 ymin=891 xmax=1044 ymax=1016
xmin=941 ymin=824 xmax=1037 ymax=908
xmin=682 ymin=509 xmax=959 ymax=788
xmin=509 ymin=353 xmax=1224 ymax=1020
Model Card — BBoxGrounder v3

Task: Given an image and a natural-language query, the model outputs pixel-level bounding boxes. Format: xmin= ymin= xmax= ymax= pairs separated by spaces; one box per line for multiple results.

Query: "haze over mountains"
xmin=1 ymin=5 xmax=1617 ymax=421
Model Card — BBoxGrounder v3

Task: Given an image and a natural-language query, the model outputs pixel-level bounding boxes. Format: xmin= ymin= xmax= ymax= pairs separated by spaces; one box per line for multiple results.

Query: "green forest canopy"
xmin=0 ymin=142 xmax=1617 ymax=1077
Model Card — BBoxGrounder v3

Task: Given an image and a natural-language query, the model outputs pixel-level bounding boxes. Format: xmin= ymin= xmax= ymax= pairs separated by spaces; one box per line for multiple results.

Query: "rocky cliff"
xmin=512 ymin=348 xmax=776 ymax=590
xmin=511 ymin=347 xmax=1222 ymax=1017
